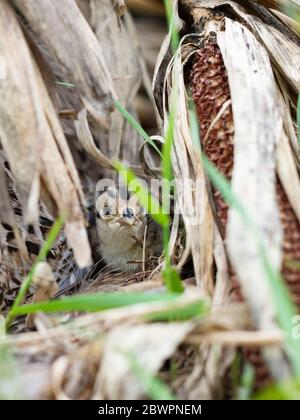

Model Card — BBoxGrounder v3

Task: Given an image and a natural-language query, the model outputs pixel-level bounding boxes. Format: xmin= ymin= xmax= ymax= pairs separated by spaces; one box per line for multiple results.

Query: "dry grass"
xmin=0 ymin=0 xmax=300 ymax=400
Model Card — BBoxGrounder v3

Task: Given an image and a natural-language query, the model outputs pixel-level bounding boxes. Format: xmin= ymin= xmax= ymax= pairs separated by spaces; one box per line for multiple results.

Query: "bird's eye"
xmin=122 ymin=208 xmax=134 ymax=219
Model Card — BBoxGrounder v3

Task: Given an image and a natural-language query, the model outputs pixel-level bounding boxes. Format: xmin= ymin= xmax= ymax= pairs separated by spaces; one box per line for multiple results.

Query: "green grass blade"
xmin=202 ymin=153 xmax=300 ymax=375
xmin=230 ymin=354 xmax=242 ymax=399
xmin=114 ymin=162 xmax=169 ymax=228
xmin=0 ymin=316 xmax=5 ymax=339
xmin=122 ymin=351 xmax=176 ymax=400
xmin=6 ymin=216 xmax=65 ymax=329
xmin=9 ymin=292 xmax=180 ymax=316
xmin=115 ymin=95 xmax=184 ymax=293
xmin=238 ymin=364 xmax=255 ymax=400
xmin=114 ymin=99 xmax=163 ymax=159
xmin=188 ymin=99 xmax=202 ymax=151
xmin=162 ymin=266 xmax=184 ymax=294
xmin=0 ymin=344 xmax=22 ymax=400
xmin=281 ymin=3 xmax=300 ymax=32
xmin=55 ymin=80 xmax=75 ymax=89
xmin=255 ymin=378 xmax=300 ymax=400
xmin=162 ymin=111 xmax=175 ymax=184
xmin=160 ymin=109 xmax=183 ymax=293
xmin=163 ymin=0 xmax=180 ymax=54
xmin=142 ymin=298 xmax=209 ymax=322
xmin=114 ymin=161 xmax=183 ymax=293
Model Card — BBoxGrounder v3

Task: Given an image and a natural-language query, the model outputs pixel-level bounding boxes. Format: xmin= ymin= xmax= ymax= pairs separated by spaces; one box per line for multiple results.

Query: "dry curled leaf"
xmin=0 ymin=0 xmax=41 ymax=223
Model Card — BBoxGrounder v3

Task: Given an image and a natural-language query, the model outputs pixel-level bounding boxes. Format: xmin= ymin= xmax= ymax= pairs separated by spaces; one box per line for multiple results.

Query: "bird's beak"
xmin=115 ymin=217 xmax=136 ymax=227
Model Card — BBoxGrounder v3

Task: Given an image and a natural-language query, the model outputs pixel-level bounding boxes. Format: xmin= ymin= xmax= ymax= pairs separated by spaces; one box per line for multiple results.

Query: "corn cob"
xmin=190 ymin=37 xmax=300 ymax=307
xmin=190 ymin=39 xmax=233 ymax=230
xmin=190 ymin=37 xmax=300 ymax=388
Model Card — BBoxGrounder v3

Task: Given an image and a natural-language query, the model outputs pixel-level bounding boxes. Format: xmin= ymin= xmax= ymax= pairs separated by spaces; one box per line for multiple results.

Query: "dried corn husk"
xmin=0 ymin=0 xmax=91 ymax=268
xmin=153 ymin=0 xmax=300 ymax=390
xmin=4 ymin=290 xmax=251 ymax=400
xmin=13 ymin=0 xmax=116 ymax=123
xmin=1 ymin=0 xmax=300 ymax=401
xmin=0 ymin=1 xmax=41 ymax=222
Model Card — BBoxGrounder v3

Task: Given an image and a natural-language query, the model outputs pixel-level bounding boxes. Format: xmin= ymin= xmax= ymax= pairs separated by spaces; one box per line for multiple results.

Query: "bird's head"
xmin=95 ymin=186 xmax=146 ymax=231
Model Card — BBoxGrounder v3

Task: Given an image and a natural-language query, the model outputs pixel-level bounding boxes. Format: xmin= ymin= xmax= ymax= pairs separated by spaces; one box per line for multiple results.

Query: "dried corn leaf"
xmin=39 ymin=127 xmax=91 ymax=268
xmin=74 ymin=109 xmax=114 ymax=171
xmin=153 ymin=18 xmax=234 ymax=397
xmin=74 ymin=108 xmax=152 ymax=179
xmin=276 ymin=77 xmax=299 ymax=152
xmin=182 ymin=0 xmax=300 ymax=91
xmin=3 ymin=287 xmax=253 ymax=400
xmin=0 ymin=160 xmax=27 ymax=257
xmin=0 ymin=1 xmax=89 ymax=268
xmin=212 ymin=227 xmax=231 ymax=307
xmin=13 ymin=0 xmax=116 ymax=124
xmin=35 ymin=64 xmax=86 ymax=207
xmin=75 ymin=0 xmax=92 ymax=21
xmin=217 ymin=18 xmax=290 ymax=378
xmin=30 ymin=57 xmax=91 ymax=268
xmin=271 ymin=9 xmax=300 ymax=33
xmin=154 ymin=0 xmax=300 ymax=387
xmin=0 ymin=0 xmax=41 ymax=222
xmin=90 ymin=0 xmax=142 ymax=162
xmin=97 ymin=322 xmax=194 ymax=400
xmin=164 ymin=50 xmax=215 ymax=295
xmin=0 ymin=162 xmax=14 ymax=227
xmin=26 ymin=262 xmax=58 ymax=329
xmin=258 ymin=0 xmax=300 ymax=9
xmin=239 ymin=15 xmax=300 ymax=92
xmin=277 ymin=133 xmax=300 ymax=223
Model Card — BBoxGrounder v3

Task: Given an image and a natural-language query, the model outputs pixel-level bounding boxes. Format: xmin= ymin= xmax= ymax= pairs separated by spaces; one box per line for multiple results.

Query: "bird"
xmin=95 ymin=186 xmax=162 ymax=273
